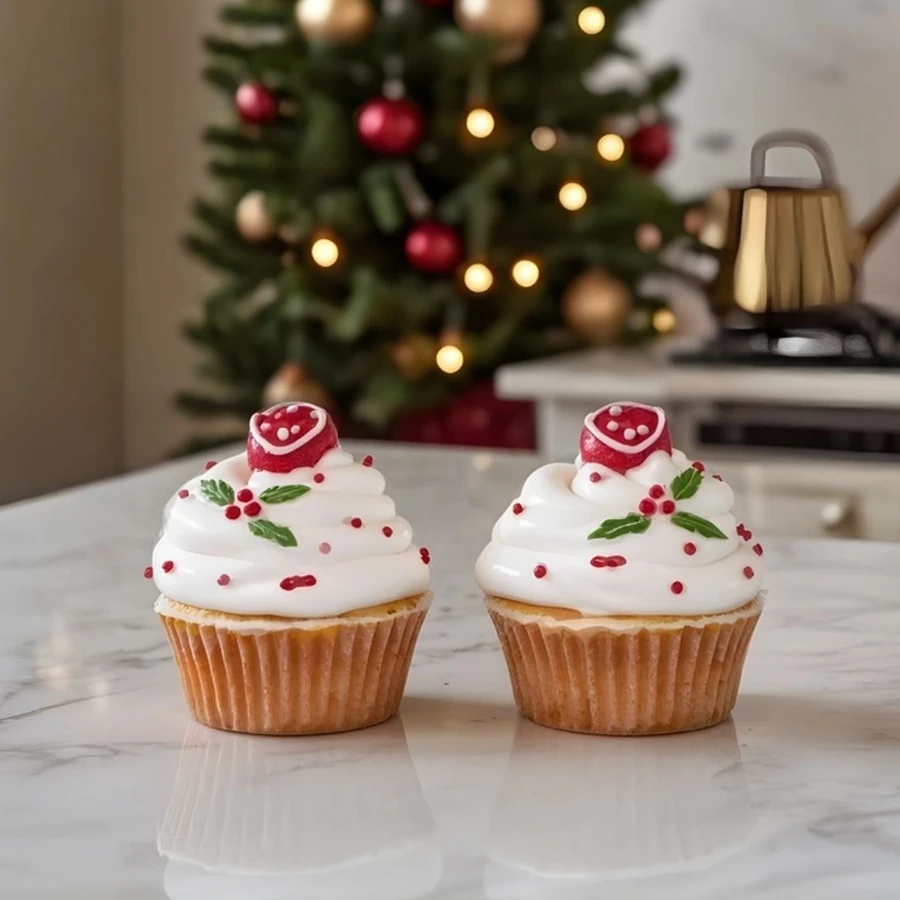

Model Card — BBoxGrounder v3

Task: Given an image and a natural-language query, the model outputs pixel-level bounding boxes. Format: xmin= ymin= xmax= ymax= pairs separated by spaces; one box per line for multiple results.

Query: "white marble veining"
xmin=1 ymin=443 xmax=899 ymax=898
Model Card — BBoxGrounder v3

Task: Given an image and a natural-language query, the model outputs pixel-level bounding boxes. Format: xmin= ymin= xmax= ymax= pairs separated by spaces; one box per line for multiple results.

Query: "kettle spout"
xmin=856 ymin=179 xmax=900 ymax=258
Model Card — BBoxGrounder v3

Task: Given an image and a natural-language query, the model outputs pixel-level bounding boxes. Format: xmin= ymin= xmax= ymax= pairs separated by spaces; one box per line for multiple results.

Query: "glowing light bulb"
xmin=597 ymin=133 xmax=625 ymax=161
xmin=436 ymin=344 xmax=464 ymax=374
xmin=512 ymin=259 xmax=540 ymax=288
xmin=311 ymin=237 xmax=339 ymax=267
xmin=559 ymin=182 xmax=587 ymax=211
xmin=466 ymin=108 xmax=495 ymax=139
xmin=578 ymin=6 xmax=606 ymax=34
xmin=464 ymin=262 xmax=494 ymax=293
xmin=531 ymin=127 xmax=557 ymax=151
xmin=653 ymin=308 xmax=676 ymax=333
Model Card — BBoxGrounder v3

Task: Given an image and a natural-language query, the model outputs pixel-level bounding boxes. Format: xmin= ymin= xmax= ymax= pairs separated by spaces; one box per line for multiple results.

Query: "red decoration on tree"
xmin=236 ymin=82 xmax=279 ymax=126
xmin=357 ymin=96 xmax=424 ymax=155
xmin=247 ymin=402 xmax=339 ymax=473
xmin=405 ymin=222 xmax=463 ymax=274
xmin=580 ymin=403 xmax=671 ymax=473
xmin=629 ymin=121 xmax=672 ymax=172
xmin=178 ymin=489 xmax=189 ymax=499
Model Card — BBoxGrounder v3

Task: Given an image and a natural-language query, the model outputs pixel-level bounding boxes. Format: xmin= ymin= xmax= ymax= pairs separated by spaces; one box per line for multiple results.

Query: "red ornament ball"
xmin=405 ymin=221 xmax=463 ymax=274
xmin=236 ymin=82 xmax=279 ymax=126
xmin=629 ymin=121 xmax=673 ymax=172
xmin=357 ymin=96 xmax=424 ymax=156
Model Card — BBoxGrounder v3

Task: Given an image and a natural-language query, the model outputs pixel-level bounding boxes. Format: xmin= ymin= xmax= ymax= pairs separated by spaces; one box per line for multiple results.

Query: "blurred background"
xmin=3 ymin=0 xmax=900 ymax=539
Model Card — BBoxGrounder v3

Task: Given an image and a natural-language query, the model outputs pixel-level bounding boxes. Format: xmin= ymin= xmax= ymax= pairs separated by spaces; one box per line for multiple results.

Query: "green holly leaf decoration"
xmin=248 ymin=519 xmax=298 ymax=548
xmin=670 ymin=512 xmax=727 ymax=539
xmin=588 ymin=513 xmax=652 ymax=540
xmin=200 ymin=479 xmax=235 ymax=507
xmin=671 ymin=467 xmax=703 ymax=501
xmin=259 ymin=484 xmax=311 ymax=504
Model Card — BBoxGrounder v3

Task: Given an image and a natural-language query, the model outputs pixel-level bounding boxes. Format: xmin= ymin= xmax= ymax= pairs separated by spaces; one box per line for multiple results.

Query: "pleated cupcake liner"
xmin=488 ymin=599 xmax=760 ymax=736
xmin=160 ymin=597 xmax=428 ymax=736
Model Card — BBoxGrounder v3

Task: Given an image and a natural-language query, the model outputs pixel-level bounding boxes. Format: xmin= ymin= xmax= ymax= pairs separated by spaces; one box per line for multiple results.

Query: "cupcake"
xmin=149 ymin=402 xmax=431 ymax=735
xmin=476 ymin=401 xmax=763 ymax=736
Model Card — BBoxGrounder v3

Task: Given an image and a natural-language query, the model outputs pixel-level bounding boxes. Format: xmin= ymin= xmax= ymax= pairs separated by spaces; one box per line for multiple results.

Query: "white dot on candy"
xmin=624 ymin=428 xmax=636 ymax=439
xmin=607 ymin=421 xmax=619 ymax=432
xmin=261 ymin=423 xmax=271 ymax=432
xmin=310 ymin=409 xmax=319 ymax=419
xmin=290 ymin=425 xmax=300 ymax=434
xmin=287 ymin=405 xmax=299 ymax=413
xmin=277 ymin=427 xmax=290 ymax=440
xmin=610 ymin=405 xmax=622 ymax=417
xmin=637 ymin=424 xmax=649 ymax=436
xmin=274 ymin=412 xmax=283 ymax=419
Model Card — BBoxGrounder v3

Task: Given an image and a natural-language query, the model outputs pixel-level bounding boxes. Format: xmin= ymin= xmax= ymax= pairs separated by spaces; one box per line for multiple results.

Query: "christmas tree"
xmin=181 ymin=0 xmax=687 ymax=449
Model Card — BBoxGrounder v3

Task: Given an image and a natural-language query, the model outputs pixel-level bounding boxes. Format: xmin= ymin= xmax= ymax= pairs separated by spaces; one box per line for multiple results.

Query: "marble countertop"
xmin=1 ymin=443 xmax=898 ymax=899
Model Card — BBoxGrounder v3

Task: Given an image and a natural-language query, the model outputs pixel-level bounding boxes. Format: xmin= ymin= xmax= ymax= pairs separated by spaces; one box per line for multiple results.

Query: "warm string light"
xmin=578 ymin=6 xmax=606 ymax=34
xmin=559 ymin=181 xmax=587 ymax=211
xmin=531 ymin=126 xmax=557 ymax=151
xmin=436 ymin=344 xmax=465 ymax=374
xmin=310 ymin=236 xmax=339 ymax=267
xmin=464 ymin=262 xmax=494 ymax=293
xmin=597 ymin=133 xmax=625 ymax=161
xmin=512 ymin=259 xmax=540 ymax=288
xmin=653 ymin=308 xmax=676 ymax=333
xmin=466 ymin=108 xmax=495 ymax=138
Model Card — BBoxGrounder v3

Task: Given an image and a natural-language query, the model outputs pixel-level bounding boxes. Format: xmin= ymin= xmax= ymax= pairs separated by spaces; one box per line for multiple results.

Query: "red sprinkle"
xmin=237 ymin=488 xmax=253 ymax=503
xmin=243 ymin=501 xmax=262 ymax=517
xmin=162 ymin=560 xmax=175 ymax=573
xmin=533 ymin=564 xmax=548 ymax=579
xmin=143 ymin=566 xmax=153 ymax=579
xmin=313 ymin=473 xmax=325 ymax=484
xmin=649 ymin=484 xmax=665 ymax=499
xmin=592 ymin=555 xmax=626 ymax=568
xmin=752 ymin=543 xmax=764 ymax=556
xmin=350 ymin=517 xmax=363 ymax=529
xmin=589 ymin=472 xmax=602 ymax=483
xmin=660 ymin=499 xmax=676 ymax=515
xmin=362 ymin=455 xmax=374 ymax=467
xmin=420 ymin=548 xmax=431 ymax=564
xmin=692 ymin=461 xmax=706 ymax=472
xmin=319 ymin=542 xmax=332 ymax=555
xmin=743 ymin=566 xmax=755 ymax=579
xmin=512 ymin=502 xmax=524 ymax=515
xmin=638 ymin=498 xmax=657 ymax=515
xmin=683 ymin=542 xmax=697 ymax=556
xmin=280 ymin=575 xmax=317 ymax=591
xmin=217 ymin=574 xmax=231 ymax=586
xmin=204 ymin=460 xmax=217 ymax=471
xmin=671 ymin=580 xmax=684 ymax=595
xmin=177 ymin=489 xmax=189 ymax=499
xmin=712 ymin=474 xmax=723 ymax=481
xmin=225 ymin=505 xmax=241 ymax=520
xmin=382 ymin=526 xmax=393 ymax=537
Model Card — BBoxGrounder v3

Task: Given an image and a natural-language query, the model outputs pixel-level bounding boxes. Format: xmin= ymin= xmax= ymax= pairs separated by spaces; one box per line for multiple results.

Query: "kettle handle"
xmin=750 ymin=130 xmax=838 ymax=187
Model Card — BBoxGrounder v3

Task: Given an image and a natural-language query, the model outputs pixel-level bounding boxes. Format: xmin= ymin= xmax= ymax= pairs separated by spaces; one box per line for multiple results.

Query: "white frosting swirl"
xmin=152 ymin=449 xmax=429 ymax=617
xmin=475 ymin=449 xmax=762 ymax=616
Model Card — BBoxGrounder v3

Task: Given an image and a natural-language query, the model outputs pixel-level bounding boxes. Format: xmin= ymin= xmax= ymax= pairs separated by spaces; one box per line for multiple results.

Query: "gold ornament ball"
xmin=653 ymin=307 xmax=677 ymax=334
xmin=635 ymin=223 xmax=663 ymax=253
xmin=236 ymin=191 xmax=274 ymax=242
xmin=295 ymin=0 xmax=374 ymax=43
xmin=455 ymin=0 xmax=541 ymax=63
xmin=263 ymin=362 xmax=332 ymax=409
xmin=391 ymin=333 xmax=438 ymax=381
xmin=562 ymin=269 xmax=632 ymax=344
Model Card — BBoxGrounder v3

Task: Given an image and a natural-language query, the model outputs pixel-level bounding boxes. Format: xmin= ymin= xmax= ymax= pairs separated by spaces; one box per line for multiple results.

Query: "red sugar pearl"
xmin=280 ymin=575 xmax=317 ymax=591
xmin=683 ymin=542 xmax=697 ymax=556
xmin=319 ymin=542 xmax=332 ymax=555
xmin=692 ymin=461 xmax=705 ymax=472
xmin=660 ymin=499 xmax=676 ymax=515
xmin=420 ymin=548 xmax=431 ymax=564
xmin=591 ymin=556 xmax=608 ymax=568
xmin=638 ymin=498 xmax=657 ymax=515
xmin=753 ymin=543 xmax=764 ymax=557
xmin=236 ymin=488 xmax=253 ymax=503
xmin=382 ymin=526 xmax=393 ymax=537
xmin=204 ymin=460 xmax=217 ymax=471
xmin=649 ymin=484 xmax=665 ymax=499
xmin=350 ymin=517 xmax=363 ymax=529
xmin=512 ymin=502 xmax=524 ymax=515
xmin=243 ymin=501 xmax=262 ymax=517
xmin=177 ymin=489 xmax=189 ymax=499
xmin=743 ymin=566 xmax=755 ymax=579
xmin=225 ymin=505 xmax=241 ymax=520
xmin=362 ymin=455 xmax=374 ymax=467
xmin=162 ymin=560 xmax=175 ymax=573
xmin=589 ymin=472 xmax=602 ymax=483
xmin=217 ymin=574 xmax=231 ymax=586
xmin=314 ymin=473 xmax=325 ymax=484
xmin=534 ymin=564 xmax=548 ymax=579
xmin=712 ymin=474 xmax=724 ymax=481
xmin=143 ymin=566 xmax=153 ymax=579
xmin=670 ymin=580 xmax=684 ymax=595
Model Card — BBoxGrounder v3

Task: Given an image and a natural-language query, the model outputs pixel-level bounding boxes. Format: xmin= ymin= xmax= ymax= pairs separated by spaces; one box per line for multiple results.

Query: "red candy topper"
xmin=247 ymin=403 xmax=339 ymax=473
xmin=580 ymin=402 xmax=672 ymax=473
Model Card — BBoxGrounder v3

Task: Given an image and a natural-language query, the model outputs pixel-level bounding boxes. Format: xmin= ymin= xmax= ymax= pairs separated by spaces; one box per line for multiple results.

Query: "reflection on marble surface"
xmin=1 ymin=444 xmax=900 ymax=898
xmin=159 ymin=719 xmax=440 ymax=899
xmin=485 ymin=719 xmax=753 ymax=896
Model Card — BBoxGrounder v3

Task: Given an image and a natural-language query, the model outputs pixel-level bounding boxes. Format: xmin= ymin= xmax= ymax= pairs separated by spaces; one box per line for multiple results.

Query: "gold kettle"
xmin=701 ymin=130 xmax=900 ymax=315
